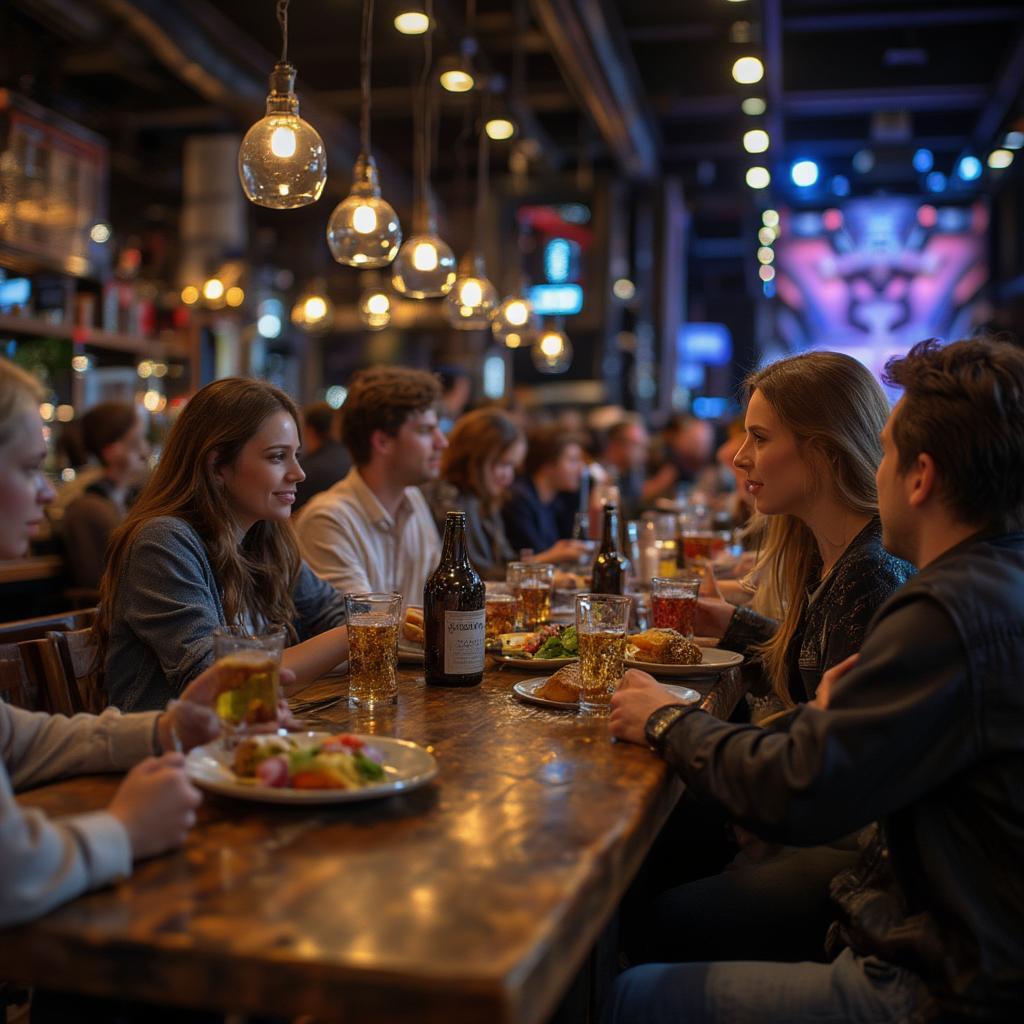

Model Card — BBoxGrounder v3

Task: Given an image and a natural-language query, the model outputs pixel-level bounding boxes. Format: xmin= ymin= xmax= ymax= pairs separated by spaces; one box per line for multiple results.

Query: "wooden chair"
xmin=0 ymin=607 xmax=97 ymax=646
xmin=47 ymin=627 xmax=107 ymax=715
xmin=0 ymin=643 xmax=39 ymax=709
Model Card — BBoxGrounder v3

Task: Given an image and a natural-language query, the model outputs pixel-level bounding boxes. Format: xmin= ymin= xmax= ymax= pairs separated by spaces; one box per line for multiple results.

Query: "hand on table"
xmin=157 ymin=664 xmax=298 ymax=753
xmin=107 ymin=753 xmax=202 ymax=860
xmin=609 ymin=669 xmax=686 ymax=746
xmin=538 ymin=539 xmax=589 ymax=564
xmin=812 ymin=654 xmax=859 ymax=710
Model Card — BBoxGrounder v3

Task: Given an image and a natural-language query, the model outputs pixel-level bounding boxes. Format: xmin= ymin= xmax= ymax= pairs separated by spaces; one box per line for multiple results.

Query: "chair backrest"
xmin=0 ymin=640 xmax=53 ymax=712
xmin=0 ymin=607 xmax=97 ymax=645
xmin=48 ymin=627 xmax=106 ymax=715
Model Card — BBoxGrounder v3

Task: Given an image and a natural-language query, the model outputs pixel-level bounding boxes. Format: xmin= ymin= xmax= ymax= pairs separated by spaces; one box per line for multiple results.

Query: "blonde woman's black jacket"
xmin=656 ymin=532 xmax=1024 ymax=1020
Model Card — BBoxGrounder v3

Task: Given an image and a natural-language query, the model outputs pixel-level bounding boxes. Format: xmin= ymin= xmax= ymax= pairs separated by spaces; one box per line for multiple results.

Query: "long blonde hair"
xmin=745 ymin=352 xmax=889 ymax=703
xmin=0 ymin=357 xmax=44 ymax=447
xmin=96 ymin=378 xmax=303 ymax=660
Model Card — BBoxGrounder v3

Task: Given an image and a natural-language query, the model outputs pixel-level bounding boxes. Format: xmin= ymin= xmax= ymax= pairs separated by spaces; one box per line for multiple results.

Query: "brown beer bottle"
xmin=424 ymin=511 xmax=486 ymax=687
xmin=591 ymin=504 xmax=628 ymax=595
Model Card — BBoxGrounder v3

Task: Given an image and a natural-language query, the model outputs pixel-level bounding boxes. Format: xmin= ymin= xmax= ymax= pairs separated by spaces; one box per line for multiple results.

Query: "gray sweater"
xmin=104 ymin=516 xmax=346 ymax=712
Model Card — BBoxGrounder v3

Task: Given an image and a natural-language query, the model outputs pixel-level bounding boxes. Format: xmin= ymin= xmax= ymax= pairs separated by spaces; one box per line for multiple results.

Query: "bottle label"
xmin=443 ymin=609 xmax=485 ymax=675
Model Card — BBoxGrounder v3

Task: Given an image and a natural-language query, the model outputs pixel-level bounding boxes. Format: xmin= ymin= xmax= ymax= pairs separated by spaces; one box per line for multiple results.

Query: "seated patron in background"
xmin=646 ymin=413 xmax=717 ymax=501
xmin=601 ymin=416 xmax=651 ymax=521
xmin=502 ymin=426 xmax=589 ymax=561
xmin=609 ymin=337 xmax=1024 ymax=1023
xmin=60 ymin=401 xmax=150 ymax=591
xmin=436 ymin=364 xmax=472 ymax=434
xmin=420 ymin=409 xmax=524 ymax=580
xmin=294 ymin=400 xmax=350 ymax=512
xmin=296 ymin=367 xmax=443 ymax=608
xmin=0 ymin=357 xmax=228 ymax=926
xmin=97 ymin=378 xmax=349 ymax=712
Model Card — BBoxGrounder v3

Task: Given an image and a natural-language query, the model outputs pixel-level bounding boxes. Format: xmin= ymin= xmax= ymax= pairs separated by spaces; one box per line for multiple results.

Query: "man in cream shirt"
xmin=296 ymin=367 xmax=445 ymax=610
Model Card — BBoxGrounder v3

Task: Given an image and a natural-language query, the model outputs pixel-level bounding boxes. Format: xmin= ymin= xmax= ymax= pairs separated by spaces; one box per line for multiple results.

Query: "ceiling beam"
xmin=784 ymin=84 xmax=988 ymax=116
xmin=530 ymin=0 xmax=659 ymax=180
xmin=663 ymin=134 xmax=969 ymax=162
xmin=972 ymin=27 xmax=1024 ymax=150
xmin=784 ymin=6 xmax=1023 ymax=32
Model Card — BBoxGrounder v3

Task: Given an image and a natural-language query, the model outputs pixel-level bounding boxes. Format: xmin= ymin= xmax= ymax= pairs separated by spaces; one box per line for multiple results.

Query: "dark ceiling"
xmin=3 ymin=0 xmax=1024 ymax=250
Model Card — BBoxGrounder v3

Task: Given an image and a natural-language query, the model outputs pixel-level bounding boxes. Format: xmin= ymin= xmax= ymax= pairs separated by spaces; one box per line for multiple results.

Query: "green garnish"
xmin=354 ymin=751 xmax=386 ymax=781
xmin=536 ymin=626 xmax=578 ymax=659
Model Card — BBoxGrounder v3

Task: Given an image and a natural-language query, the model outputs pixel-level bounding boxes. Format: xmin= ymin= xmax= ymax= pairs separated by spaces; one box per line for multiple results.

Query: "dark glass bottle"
xmin=591 ymin=504 xmax=628 ymax=595
xmin=424 ymin=511 xmax=486 ymax=687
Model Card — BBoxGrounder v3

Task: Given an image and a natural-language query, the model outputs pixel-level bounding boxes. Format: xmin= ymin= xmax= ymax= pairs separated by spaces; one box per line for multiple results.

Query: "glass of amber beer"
xmin=345 ymin=592 xmax=402 ymax=709
xmin=575 ymin=593 xmax=632 ymax=716
xmin=213 ymin=625 xmax=285 ymax=744
xmin=508 ymin=562 xmax=555 ymax=630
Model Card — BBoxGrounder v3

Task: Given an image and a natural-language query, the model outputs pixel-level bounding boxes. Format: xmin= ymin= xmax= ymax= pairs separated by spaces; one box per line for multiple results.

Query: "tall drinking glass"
xmin=346 ymin=592 xmax=402 ymax=709
xmin=575 ymin=593 xmax=631 ymax=716
xmin=650 ymin=576 xmax=700 ymax=638
xmin=213 ymin=626 xmax=285 ymax=744
xmin=507 ymin=561 xmax=554 ymax=630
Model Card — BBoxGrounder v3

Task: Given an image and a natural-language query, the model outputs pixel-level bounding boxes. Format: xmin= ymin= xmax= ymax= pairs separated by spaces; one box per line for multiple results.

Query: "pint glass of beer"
xmin=345 ymin=592 xmax=402 ymax=709
xmin=575 ymin=593 xmax=632 ymax=716
xmin=650 ymin=576 xmax=700 ymax=638
xmin=508 ymin=562 xmax=555 ymax=630
xmin=213 ymin=625 xmax=285 ymax=742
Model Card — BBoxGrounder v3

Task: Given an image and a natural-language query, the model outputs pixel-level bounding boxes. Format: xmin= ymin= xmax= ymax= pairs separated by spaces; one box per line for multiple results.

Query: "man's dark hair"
xmin=884 ymin=337 xmax=1024 ymax=532
xmin=303 ymin=401 xmax=336 ymax=441
xmin=524 ymin=425 xmax=586 ymax=478
xmin=605 ymin=416 xmax=645 ymax=447
xmin=81 ymin=402 xmax=137 ymax=466
xmin=340 ymin=367 xmax=441 ymax=466
xmin=436 ymin=364 xmax=470 ymax=393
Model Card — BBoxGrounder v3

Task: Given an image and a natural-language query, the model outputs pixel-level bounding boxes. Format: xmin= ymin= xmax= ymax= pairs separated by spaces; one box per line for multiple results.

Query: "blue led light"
xmin=791 ymin=159 xmax=820 ymax=187
xmin=543 ymin=238 xmax=574 ymax=283
xmin=527 ymin=283 xmax=584 ymax=316
xmin=956 ymin=156 xmax=982 ymax=181
xmin=831 ymin=175 xmax=851 ymax=196
xmin=913 ymin=148 xmax=934 ymax=173
xmin=925 ymin=171 xmax=947 ymax=192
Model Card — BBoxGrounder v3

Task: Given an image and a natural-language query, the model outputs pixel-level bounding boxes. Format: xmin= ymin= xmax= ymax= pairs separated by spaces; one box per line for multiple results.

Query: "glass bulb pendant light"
xmin=391 ymin=0 xmax=458 ymax=298
xmin=327 ymin=0 xmax=402 ymax=267
xmin=358 ymin=279 xmax=393 ymax=330
xmin=446 ymin=251 xmax=498 ymax=328
xmin=291 ymin=278 xmax=334 ymax=333
xmin=238 ymin=1 xmax=326 ymax=209
xmin=491 ymin=293 xmax=538 ymax=346
xmin=532 ymin=320 xmax=573 ymax=374
xmin=445 ymin=113 xmax=499 ymax=328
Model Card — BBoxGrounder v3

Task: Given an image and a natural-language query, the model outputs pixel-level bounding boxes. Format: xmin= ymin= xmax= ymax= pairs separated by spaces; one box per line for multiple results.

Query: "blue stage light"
xmin=913 ymin=148 xmax=933 ymax=173
xmin=925 ymin=171 xmax=947 ymax=192
xmin=956 ymin=156 xmax=982 ymax=181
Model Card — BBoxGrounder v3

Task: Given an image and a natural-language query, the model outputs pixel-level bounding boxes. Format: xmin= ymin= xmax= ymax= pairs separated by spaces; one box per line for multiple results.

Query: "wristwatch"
xmin=645 ymin=703 xmax=698 ymax=752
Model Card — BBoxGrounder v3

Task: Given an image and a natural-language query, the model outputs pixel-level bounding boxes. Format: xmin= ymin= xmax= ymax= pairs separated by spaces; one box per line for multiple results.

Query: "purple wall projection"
xmin=767 ymin=198 xmax=988 ymax=382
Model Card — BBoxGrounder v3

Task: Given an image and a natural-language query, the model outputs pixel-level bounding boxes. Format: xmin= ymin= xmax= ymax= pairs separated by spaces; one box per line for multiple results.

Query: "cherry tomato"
xmin=256 ymin=756 xmax=289 ymax=788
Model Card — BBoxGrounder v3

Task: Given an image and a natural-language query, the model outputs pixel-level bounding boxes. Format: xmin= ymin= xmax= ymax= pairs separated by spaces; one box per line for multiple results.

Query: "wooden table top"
xmin=4 ymin=663 xmax=744 ymax=1023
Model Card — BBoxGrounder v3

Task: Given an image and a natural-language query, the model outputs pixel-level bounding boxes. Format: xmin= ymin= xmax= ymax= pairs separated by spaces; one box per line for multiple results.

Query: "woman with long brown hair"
xmin=97 ymin=377 xmax=348 ymax=711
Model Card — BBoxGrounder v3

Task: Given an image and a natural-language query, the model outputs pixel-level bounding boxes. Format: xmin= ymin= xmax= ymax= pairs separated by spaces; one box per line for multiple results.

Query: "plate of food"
xmin=398 ymin=606 xmax=425 ymax=663
xmin=625 ymin=628 xmax=743 ymax=678
xmin=512 ymin=663 xmax=700 ymax=711
xmin=185 ymin=731 xmax=438 ymax=804
xmin=492 ymin=624 xmax=579 ymax=669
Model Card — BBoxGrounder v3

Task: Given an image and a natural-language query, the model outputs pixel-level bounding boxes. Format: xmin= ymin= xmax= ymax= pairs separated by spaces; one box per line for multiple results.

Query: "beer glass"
xmin=575 ymin=593 xmax=631 ymax=716
xmin=507 ymin=562 xmax=555 ymax=630
xmin=213 ymin=625 xmax=285 ymax=743
xmin=650 ymin=576 xmax=700 ymax=638
xmin=346 ymin=592 xmax=402 ymax=708
xmin=485 ymin=591 xmax=517 ymax=640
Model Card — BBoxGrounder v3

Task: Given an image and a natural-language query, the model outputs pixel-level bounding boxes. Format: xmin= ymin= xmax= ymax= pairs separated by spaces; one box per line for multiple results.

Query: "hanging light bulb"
xmin=391 ymin=0 xmax=457 ymax=298
xmin=446 ymin=253 xmax=499 ymax=328
xmin=358 ymin=283 xmax=392 ymax=330
xmin=291 ymin=278 xmax=334 ymax=333
xmin=532 ymin=322 xmax=573 ymax=374
xmin=491 ymin=293 xmax=538 ymax=345
xmin=326 ymin=0 xmax=402 ymax=267
xmin=394 ymin=7 xmax=430 ymax=35
xmin=238 ymin=1 xmax=326 ymax=209
xmin=440 ymin=25 xmax=477 ymax=92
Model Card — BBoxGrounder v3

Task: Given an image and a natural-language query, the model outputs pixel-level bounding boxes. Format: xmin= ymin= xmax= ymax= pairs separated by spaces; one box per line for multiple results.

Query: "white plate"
xmin=513 ymin=677 xmax=701 ymax=711
xmin=625 ymin=646 xmax=743 ymax=678
xmin=185 ymin=731 xmax=438 ymax=804
xmin=495 ymin=653 xmax=578 ymax=670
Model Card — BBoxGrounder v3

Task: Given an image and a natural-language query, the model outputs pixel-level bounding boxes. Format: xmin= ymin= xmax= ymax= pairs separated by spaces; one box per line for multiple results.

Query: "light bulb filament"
xmin=412 ymin=242 xmax=439 ymax=272
xmin=352 ymin=204 xmax=378 ymax=234
xmin=270 ymin=125 xmax=298 ymax=159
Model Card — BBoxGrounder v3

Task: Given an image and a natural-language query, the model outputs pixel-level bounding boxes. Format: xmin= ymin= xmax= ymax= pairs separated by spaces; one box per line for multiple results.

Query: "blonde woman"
xmin=97 ymin=378 xmax=349 ymax=712
xmin=697 ymin=351 xmax=913 ymax=707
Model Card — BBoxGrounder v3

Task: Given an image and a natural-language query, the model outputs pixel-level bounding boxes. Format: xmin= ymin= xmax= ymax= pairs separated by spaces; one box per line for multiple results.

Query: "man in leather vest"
xmin=609 ymin=337 xmax=1024 ymax=1023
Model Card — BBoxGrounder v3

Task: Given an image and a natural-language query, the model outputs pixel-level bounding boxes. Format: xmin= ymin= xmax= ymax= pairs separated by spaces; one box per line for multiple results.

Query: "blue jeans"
xmin=607 ymin=948 xmax=929 ymax=1023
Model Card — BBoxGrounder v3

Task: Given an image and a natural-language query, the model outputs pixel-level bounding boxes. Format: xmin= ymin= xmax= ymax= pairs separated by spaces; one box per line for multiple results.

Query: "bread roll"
xmin=535 ymin=662 xmax=581 ymax=703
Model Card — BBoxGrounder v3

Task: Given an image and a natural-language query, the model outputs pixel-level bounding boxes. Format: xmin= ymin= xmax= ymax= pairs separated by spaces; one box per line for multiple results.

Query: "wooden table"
xmin=4 ymin=664 xmax=745 ymax=1023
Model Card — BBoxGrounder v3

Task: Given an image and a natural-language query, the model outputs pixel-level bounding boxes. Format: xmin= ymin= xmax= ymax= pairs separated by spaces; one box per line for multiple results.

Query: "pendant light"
xmin=439 ymin=0 xmax=477 ymax=92
xmin=326 ymin=0 xmax=402 ymax=267
xmin=391 ymin=0 xmax=457 ymax=298
xmin=532 ymin=320 xmax=573 ymax=374
xmin=238 ymin=0 xmax=327 ymax=209
xmin=446 ymin=119 xmax=499 ymax=328
xmin=291 ymin=278 xmax=335 ymax=333
xmin=358 ymin=274 xmax=393 ymax=330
